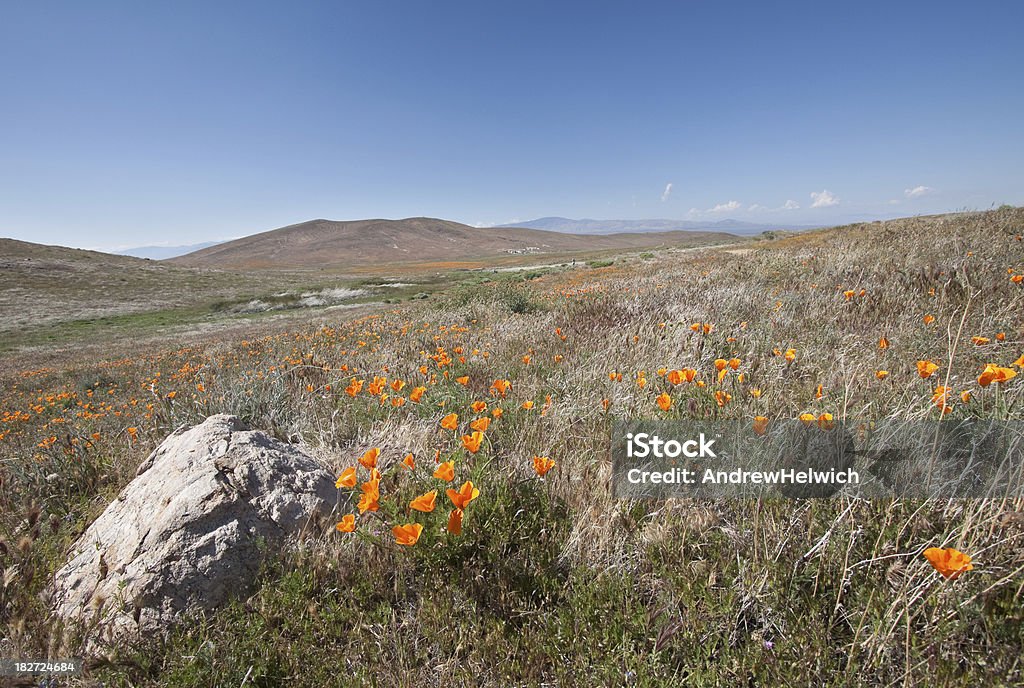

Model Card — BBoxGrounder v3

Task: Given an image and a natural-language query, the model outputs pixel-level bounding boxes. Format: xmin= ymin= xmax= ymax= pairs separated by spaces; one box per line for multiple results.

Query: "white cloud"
xmin=709 ymin=200 xmax=741 ymax=213
xmin=810 ymin=190 xmax=840 ymax=208
xmin=904 ymin=185 xmax=933 ymax=198
xmin=661 ymin=183 xmax=673 ymax=202
xmin=782 ymin=199 xmax=800 ymax=210
xmin=748 ymin=203 xmax=768 ymax=212
xmin=687 ymin=207 xmax=700 ymax=217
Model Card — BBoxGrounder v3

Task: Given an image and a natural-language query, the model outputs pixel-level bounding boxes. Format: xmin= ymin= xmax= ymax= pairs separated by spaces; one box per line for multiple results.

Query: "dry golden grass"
xmin=1 ymin=207 xmax=1022 ymax=686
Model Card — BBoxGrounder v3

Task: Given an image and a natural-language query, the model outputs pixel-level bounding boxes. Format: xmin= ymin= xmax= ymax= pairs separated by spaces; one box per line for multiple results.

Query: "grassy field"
xmin=2 ymin=208 xmax=1023 ymax=686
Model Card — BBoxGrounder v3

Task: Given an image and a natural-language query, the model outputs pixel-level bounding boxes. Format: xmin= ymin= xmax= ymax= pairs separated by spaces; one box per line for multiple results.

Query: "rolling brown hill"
xmin=168 ymin=217 xmax=737 ymax=269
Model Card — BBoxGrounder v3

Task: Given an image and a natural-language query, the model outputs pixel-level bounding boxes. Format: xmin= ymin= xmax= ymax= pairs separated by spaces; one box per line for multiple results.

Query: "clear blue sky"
xmin=2 ymin=1 xmax=1022 ymax=250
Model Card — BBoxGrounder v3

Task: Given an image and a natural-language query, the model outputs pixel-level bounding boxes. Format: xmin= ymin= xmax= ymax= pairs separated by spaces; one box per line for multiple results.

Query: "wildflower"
xmin=879 ymin=337 xmax=890 ymax=349
xmin=728 ymin=358 xmax=741 ymax=370
xmin=470 ymin=416 xmax=490 ymax=432
xmin=977 ymin=363 xmax=1017 ymax=386
xmin=714 ymin=359 xmax=728 ymax=372
xmin=490 ymin=379 xmax=512 ymax=397
xmin=462 ymin=431 xmax=484 ymax=453
xmin=931 ymin=386 xmax=953 ymax=414
xmin=798 ymin=412 xmax=815 ymax=425
xmin=447 ymin=508 xmax=464 ymax=535
xmin=345 ymin=379 xmax=364 ymax=397
xmin=1014 ymin=354 xmax=1024 ymax=368
xmin=753 ymin=416 xmax=769 ymax=436
xmin=471 ymin=400 xmax=487 ymax=413
xmin=815 ymin=384 xmax=823 ymax=399
xmin=960 ymin=391 xmax=971 ymax=403
xmin=433 ymin=461 xmax=455 ymax=482
xmin=456 ymin=375 xmax=470 ymax=386
xmin=784 ymin=349 xmax=796 ymax=363
xmin=335 ymin=514 xmax=356 ymax=533
xmin=409 ymin=386 xmax=426 ymax=403
xmin=656 ymin=393 xmax=672 ymax=411
xmin=359 ymin=447 xmax=380 ymax=470
xmin=392 ymin=523 xmax=424 ymax=546
xmin=533 ymin=456 xmax=556 ymax=477
xmin=923 ymin=314 xmax=935 ymax=325
xmin=402 ymin=453 xmax=416 ymax=469
xmin=923 ymin=547 xmax=973 ymax=579
xmin=875 ymin=370 xmax=889 ymax=380
xmin=335 ymin=466 xmax=358 ymax=488
xmin=521 ymin=400 xmax=535 ymax=410
xmin=917 ymin=360 xmax=939 ymax=378
xmin=492 ymin=408 xmax=504 ymax=418
xmin=447 ymin=480 xmax=480 ymax=509
xmin=714 ymin=390 xmax=731 ymax=407
xmin=817 ymin=413 xmax=834 ymax=430
xmin=750 ymin=388 xmax=762 ymax=398
xmin=971 ymin=336 xmax=990 ymax=346
xmin=410 ymin=490 xmax=437 ymax=513
xmin=440 ymin=413 xmax=459 ymax=430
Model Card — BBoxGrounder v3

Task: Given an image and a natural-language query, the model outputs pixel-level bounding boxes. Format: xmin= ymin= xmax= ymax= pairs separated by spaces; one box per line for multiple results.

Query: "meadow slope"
xmin=1 ymin=208 xmax=1023 ymax=686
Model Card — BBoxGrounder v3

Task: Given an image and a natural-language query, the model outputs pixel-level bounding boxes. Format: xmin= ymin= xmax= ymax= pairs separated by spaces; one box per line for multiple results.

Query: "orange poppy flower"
xmin=843 ymin=289 xmax=855 ymax=300
xmin=433 ymin=461 xmax=455 ymax=482
xmin=335 ymin=466 xmax=357 ymax=489
xmin=923 ymin=314 xmax=935 ymax=325
xmin=995 ymin=332 xmax=1005 ymax=341
xmin=875 ymin=370 xmax=889 ymax=380
xmin=492 ymin=408 xmax=504 ymax=418
xmin=521 ymin=400 xmax=535 ymax=410
xmin=470 ymin=416 xmax=490 ymax=432
xmin=490 ymin=379 xmax=512 ymax=397
xmin=714 ymin=390 xmax=731 ymax=407
xmin=817 ymin=413 xmax=834 ymax=430
xmin=390 ymin=379 xmax=406 ymax=392
xmin=533 ymin=455 xmax=556 ymax=477
xmin=656 ymin=393 xmax=672 ymax=411
xmin=402 ymin=453 xmax=416 ymax=469
xmin=750 ymin=388 xmax=762 ymax=398
xmin=391 ymin=397 xmax=406 ymax=407
xmin=959 ymin=390 xmax=971 ymax=403
xmin=971 ymin=336 xmax=990 ymax=346
xmin=462 ymin=431 xmax=484 ymax=453
xmin=456 ymin=376 xmax=470 ymax=386
xmin=447 ymin=508 xmax=464 ymax=535
xmin=359 ymin=447 xmax=380 ymax=470
xmin=879 ymin=337 xmax=890 ymax=349
xmin=728 ymin=358 xmax=741 ymax=370
xmin=601 ymin=398 xmax=611 ymax=411
xmin=798 ymin=412 xmax=815 ymax=425
xmin=440 ymin=413 xmax=459 ymax=430
xmin=815 ymin=384 xmax=823 ymax=399
xmin=410 ymin=490 xmax=437 ymax=513
xmin=1012 ymin=274 xmax=1023 ymax=284
xmin=931 ymin=386 xmax=952 ymax=414
xmin=392 ymin=523 xmax=424 ymax=546
xmin=471 ymin=400 xmax=487 ymax=413
xmin=409 ymin=386 xmax=426 ymax=403
xmin=784 ymin=349 xmax=796 ymax=363
xmin=923 ymin=547 xmax=973 ymax=579
xmin=1014 ymin=354 xmax=1024 ymax=368
xmin=752 ymin=416 xmax=769 ymax=436
xmin=346 ymin=379 xmax=364 ymax=397
xmin=447 ymin=480 xmax=480 ymax=509
xmin=714 ymin=359 xmax=728 ymax=372
xmin=917 ymin=360 xmax=939 ymax=378
xmin=335 ymin=514 xmax=356 ymax=533
xmin=357 ymin=490 xmax=379 ymax=514
xmin=977 ymin=363 xmax=1017 ymax=386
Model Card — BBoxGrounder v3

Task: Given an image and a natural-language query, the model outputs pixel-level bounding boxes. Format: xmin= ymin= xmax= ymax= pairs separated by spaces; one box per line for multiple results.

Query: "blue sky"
xmin=2 ymin=1 xmax=1022 ymax=250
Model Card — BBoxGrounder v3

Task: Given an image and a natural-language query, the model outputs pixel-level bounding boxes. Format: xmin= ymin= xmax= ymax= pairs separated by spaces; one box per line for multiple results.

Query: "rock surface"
xmin=49 ymin=414 xmax=337 ymax=646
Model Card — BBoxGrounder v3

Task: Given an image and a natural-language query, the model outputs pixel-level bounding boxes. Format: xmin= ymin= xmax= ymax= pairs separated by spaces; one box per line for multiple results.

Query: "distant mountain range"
xmin=169 ymin=217 xmax=737 ymax=269
xmin=115 ymin=241 xmax=223 ymax=260
xmin=497 ymin=217 xmax=821 ymax=235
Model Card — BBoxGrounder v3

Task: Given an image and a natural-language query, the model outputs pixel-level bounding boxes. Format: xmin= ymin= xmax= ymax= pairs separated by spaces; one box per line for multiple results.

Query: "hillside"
xmin=169 ymin=217 xmax=736 ymax=269
xmin=497 ymin=216 xmax=821 ymax=235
